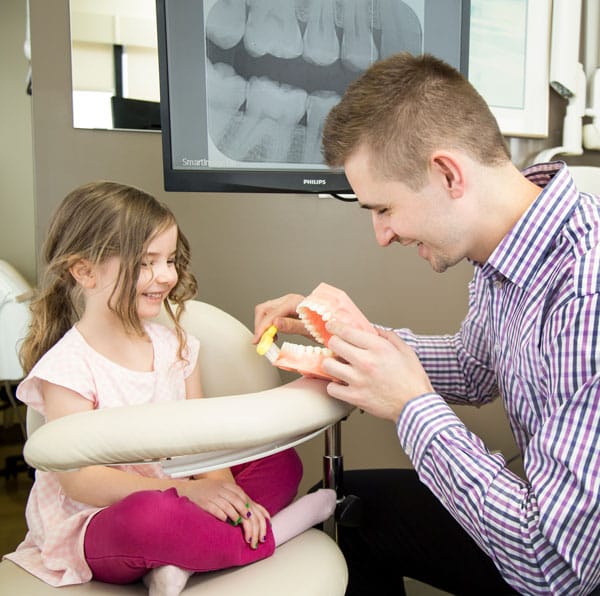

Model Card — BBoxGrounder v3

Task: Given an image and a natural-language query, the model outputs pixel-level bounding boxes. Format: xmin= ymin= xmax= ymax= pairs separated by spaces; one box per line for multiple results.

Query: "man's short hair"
xmin=322 ymin=52 xmax=510 ymax=189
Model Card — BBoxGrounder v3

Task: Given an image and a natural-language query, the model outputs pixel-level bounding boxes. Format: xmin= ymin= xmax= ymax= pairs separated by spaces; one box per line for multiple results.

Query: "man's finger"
xmin=377 ymin=328 xmax=409 ymax=351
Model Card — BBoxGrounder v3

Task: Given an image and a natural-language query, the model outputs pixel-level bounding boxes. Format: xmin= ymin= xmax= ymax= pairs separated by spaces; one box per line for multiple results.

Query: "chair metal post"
xmin=323 ymin=421 xmax=343 ymax=539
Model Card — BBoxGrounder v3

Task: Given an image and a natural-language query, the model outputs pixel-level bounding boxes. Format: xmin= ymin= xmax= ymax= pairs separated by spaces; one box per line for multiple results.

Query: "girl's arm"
xmin=184 ymin=358 xmax=203 ymax=399
xmin=184 ymin=358 xmax=241 ymax=490
xmin=43 ymin=380 xmax=196 ymax=505
xmin=43 ymin=379 xmax=269 ymax=546
xmin=184 ymin=352 xmax=272 ymax=541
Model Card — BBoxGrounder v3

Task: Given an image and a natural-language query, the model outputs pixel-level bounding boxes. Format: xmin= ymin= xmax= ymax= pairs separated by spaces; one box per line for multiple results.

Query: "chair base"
xmin=0 ymin=528 xmax=347 ymax=595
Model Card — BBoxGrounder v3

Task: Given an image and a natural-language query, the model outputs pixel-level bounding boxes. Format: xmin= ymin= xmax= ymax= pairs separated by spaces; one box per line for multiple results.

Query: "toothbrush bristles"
xmin=263 ymin=343 xmax=280 ymax=364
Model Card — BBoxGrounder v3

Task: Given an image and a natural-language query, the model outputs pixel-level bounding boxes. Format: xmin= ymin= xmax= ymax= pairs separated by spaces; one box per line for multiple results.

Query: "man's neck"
xmin=467 ymin=162 xmax=542 ymax=264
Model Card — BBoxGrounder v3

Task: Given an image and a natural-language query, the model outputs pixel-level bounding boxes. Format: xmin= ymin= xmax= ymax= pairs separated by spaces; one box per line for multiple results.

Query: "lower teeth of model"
xmin=281 ymin=342 xmax=332 ymax=357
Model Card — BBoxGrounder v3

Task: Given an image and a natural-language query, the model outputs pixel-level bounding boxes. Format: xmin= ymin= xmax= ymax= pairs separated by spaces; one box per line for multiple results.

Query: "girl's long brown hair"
xmin=20 ymin=181 xmax=197 ymax=374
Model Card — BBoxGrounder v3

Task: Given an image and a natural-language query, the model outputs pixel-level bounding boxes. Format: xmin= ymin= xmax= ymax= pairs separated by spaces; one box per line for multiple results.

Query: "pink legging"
xmin=84 ymin=449 xmax=303 ymax=584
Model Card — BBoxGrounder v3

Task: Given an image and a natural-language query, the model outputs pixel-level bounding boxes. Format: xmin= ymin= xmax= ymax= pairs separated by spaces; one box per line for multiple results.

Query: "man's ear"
xmin=430 ymin=152 xmax=465 ymax=199
xmin=69 ymin=259 xmax=95 ymax=289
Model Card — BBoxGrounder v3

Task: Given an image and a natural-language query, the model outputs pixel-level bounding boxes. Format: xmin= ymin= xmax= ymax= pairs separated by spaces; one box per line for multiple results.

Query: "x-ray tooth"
xmin=201 ymin=0 xmax=426 ymax=167
xmin=245 ymin=77 xmax=307 ymax=126
xmin=333 ymin=0 xmax=344 ymax=29
xmin=206 ymin=61 xmax=248 ymax=147
xmin=341 ymin=0 xmax=378 ymax=72
xmin=303 ymin=91 xmax=341 ymax=163
xmin=244 ymin=0 xmax=303 ymax=59
xmin=221 ymin=77 xmax=308 ymax=162
xmin=206 ymin=0 xmax=246 ymax=50
xmin=303 ymin=0 xmax=340 ymax=66
xmin=377 ymin=0 xmax=422 ymax=58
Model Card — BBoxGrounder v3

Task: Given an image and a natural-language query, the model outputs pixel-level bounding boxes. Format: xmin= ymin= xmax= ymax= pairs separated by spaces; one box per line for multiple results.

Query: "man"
xmin=254 ymin=53 xmax=600 ymax=595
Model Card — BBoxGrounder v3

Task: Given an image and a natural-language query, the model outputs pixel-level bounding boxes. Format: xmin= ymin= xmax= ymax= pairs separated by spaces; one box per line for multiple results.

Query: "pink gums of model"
xmin=273 ymin=283 xmax=377 ymax=381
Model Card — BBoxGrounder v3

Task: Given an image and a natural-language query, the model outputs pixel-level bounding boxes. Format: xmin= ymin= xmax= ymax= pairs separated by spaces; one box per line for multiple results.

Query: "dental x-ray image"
xmin=157 ymin=0 xmax=469 ymax=192
xmin=204 ymin=0 xmax=423 ymax=165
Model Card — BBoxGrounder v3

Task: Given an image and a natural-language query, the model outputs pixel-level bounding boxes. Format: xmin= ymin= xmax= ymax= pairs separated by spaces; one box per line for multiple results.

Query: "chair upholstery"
xmin=0 ymin=300 xmax=351 ymax=594
xmin=0 ymin=529 xmax=346 ymax=595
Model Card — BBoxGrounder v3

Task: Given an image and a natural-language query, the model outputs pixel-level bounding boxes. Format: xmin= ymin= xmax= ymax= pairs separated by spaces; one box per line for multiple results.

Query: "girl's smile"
xmin=136 ymin=224 xmax=179 ymax=319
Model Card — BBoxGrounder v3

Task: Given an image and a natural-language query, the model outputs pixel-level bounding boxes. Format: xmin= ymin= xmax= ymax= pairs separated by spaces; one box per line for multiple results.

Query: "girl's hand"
xmin=182 ymin=478 xmax=271 ymax=548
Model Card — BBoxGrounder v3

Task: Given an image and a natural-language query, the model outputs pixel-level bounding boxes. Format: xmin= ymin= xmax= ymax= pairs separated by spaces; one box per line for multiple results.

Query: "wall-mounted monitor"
xmin=156 ymin=0 xmax=471 ymax=194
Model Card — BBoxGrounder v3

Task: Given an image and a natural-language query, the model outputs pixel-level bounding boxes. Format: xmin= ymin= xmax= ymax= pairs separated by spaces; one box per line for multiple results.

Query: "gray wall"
xmin=5 ymin=0 xmax=600 ymax=493
xmin=0 ymin=0 xmax=35 ymax=283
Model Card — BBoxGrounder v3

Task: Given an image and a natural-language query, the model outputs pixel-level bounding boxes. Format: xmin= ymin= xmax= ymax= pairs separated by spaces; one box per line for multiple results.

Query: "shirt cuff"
xmin=396 ymin=393 xmax=464 ymax=467
xmin=373 ymin=325 xmax=420 ymax=356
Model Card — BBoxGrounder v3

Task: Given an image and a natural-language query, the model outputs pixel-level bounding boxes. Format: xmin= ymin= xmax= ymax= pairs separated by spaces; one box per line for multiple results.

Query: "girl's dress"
xmin=4 ymin=322 xmax=199 ymax=586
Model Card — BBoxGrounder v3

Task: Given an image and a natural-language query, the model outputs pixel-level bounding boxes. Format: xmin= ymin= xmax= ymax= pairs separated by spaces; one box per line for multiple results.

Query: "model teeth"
xmin=297 ymin=301 xmax=333 ymax=345
xmin=302 ymin=322 xmax=325 ymax=345
xmin=298 ymin=300 xmax=327 ymax=316
xmin=281 ymin=342 xmax=332 ymax=357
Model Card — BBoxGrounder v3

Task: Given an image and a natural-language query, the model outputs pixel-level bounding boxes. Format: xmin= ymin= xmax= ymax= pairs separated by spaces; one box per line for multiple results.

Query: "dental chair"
xmin=0 ymin=299 xmax=352 ymax=594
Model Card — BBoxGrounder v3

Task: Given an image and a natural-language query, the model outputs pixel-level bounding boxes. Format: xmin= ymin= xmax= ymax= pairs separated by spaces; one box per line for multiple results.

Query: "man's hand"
xmin=253 ymin=293 xmax=309 ymax=343
xmin=322 ymin=321 xmax=434 ymax=422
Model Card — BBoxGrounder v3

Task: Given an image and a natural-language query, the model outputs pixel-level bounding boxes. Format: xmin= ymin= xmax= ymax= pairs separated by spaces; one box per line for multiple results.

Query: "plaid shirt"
xmin=396 ymin=162 xmax=600 ymax=595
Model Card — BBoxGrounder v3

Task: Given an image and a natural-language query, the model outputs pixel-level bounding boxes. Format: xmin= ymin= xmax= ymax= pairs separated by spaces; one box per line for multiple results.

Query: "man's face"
xmin=344 ymin=145 xmax=467 ymax=273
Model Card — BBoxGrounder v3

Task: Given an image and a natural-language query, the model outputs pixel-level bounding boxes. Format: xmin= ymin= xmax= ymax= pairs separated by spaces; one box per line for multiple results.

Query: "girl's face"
xmin=136 ymin=223 xmax=179 ymax=320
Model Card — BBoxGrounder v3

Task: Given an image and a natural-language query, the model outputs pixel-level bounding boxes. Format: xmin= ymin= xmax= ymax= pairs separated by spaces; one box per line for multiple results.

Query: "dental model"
xmin=258 ymin=283 xmax=377 ymax=381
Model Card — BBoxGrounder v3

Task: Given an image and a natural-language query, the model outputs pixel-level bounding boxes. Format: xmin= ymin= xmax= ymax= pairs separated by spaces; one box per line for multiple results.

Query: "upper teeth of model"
xmin=297 ymin=301 xmax=332 ymax=345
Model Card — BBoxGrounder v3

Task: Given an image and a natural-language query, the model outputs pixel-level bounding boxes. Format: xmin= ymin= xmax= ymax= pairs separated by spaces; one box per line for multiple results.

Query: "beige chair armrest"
xmin=23 ymin=377 xmax=354 ymax=472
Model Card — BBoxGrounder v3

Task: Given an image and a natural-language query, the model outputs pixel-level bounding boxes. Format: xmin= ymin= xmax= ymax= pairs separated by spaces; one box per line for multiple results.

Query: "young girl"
xmin=5 ymin=181 xmax=336 ymax=595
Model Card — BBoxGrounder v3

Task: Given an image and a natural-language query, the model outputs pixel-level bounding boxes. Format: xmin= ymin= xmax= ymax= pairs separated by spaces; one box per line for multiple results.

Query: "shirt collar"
xmin=481 ymin=161 xmax=580 ymax=289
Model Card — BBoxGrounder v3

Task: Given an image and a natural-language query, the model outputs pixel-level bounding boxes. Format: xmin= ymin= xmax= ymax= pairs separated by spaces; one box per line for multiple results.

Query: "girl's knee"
xmin=263 ymin=449 xmax=304 ymax=502
xmin=104 ymin=487 xmax=187 ymax=531
xmin=278 ymin=448 xmax=303 ymax=485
